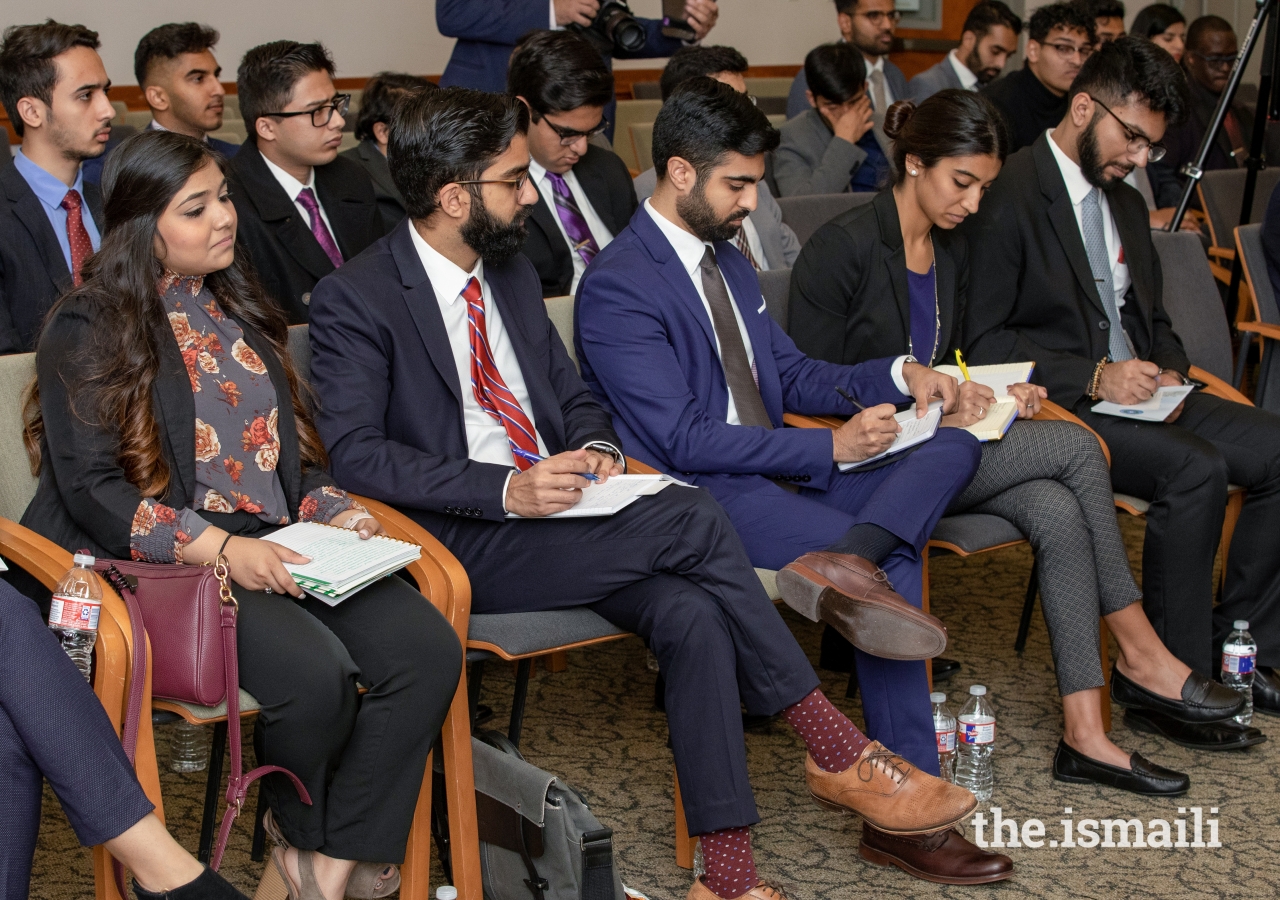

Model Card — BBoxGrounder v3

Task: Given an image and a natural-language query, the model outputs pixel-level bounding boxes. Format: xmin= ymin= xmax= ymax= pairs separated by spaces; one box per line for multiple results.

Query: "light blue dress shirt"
xmin=12 ymin=149 xmax=102 ymax=273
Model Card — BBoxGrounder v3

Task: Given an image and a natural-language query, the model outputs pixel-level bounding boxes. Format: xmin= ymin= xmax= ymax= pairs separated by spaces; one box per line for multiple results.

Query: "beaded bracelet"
xmin=1088 ymin=358 xmax=1109 ymax=401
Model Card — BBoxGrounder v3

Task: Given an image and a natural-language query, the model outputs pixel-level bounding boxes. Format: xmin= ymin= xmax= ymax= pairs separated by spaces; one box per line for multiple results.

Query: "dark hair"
xmin=883 ymin=91 xmax=1010 ymax=184
xmin=1073 ymin=0 xmax=1126 ymax=21
xmin=353 ymin=72 xmax=435 ymax=142
xmin=389 ymin=87 xmax=529 ymax=220
xmin=134 ymin=22 xmax=219 ymax=87
xmin=652 ymin=76 xmax=780 ymax=180
xmin=1187 ymin=15 xmax=1235 ymax=52
xmin=0 ymin=20 xmax=100 ymax=138
xmin=23 ymin=130 xmax=326 ymax=489
xmin=1068 ymin=34 xmax=1188 ymax=124
xmin=660 ymin=45 xmax=748 ymax=100
xmin=1028 ymin=3 xmax=1096 ymax=44
xmin=236 ymin=40 xmax=335 ymax=133
xmin=1131 ymin=4 xmax=1186 ymax=40
xmin=962 ymin=1 xmax=1024 ymax=39
xmin=507 ymin=30 xmax=614 ymax=117
xmin=804 ymin=43 xmax=867 ymax=105
xmin=834 ymin=0 xmax=859 ymax=14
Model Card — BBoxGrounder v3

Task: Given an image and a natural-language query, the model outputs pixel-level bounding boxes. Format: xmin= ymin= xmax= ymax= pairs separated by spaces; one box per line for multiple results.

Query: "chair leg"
xmin=1220 ymin=490 xmax=1245 ymax=597
xmin=508 ymin=659 xmax=532 ymax=748
xmin=467 ymin=659 xmax=486 ymax=731
xmin=442 ymin=669 xmax=483 ymax=899
xmin=1100 ymin=620 xmax=1112 ymax=733
xmin=401 ymin=751 xmax=435 ymax=900
xmin=674 ymin=772 xmax=696 ymax=869
xmin=544 ymin=650 xmax=568 ymax=673
xmin=197 ymin=720 xmax=228 ymax=864
xmin=1014 ymin=560 xmax=1040 ymax=655
xmin=250 ymin=783 xmax=268 ymax=862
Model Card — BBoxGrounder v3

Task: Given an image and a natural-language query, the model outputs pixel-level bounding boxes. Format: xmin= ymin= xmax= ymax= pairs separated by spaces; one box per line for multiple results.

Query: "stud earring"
xmin=909 ymin=168 xmax=918 ymax=175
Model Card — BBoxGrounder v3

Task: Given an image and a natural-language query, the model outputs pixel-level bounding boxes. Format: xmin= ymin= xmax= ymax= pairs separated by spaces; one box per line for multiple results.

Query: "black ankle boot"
xmin=133 ymin=867 xmax=250 ymax=900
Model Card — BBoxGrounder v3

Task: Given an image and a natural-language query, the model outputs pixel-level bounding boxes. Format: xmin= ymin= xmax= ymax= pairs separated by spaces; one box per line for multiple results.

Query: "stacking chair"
xmin=1196 ymin=168 xmax=1280 ymax=283
xmin=775 ymin=192 xmax=875 ymax=246
xmin=630 ymin=81 xmax=663 ymax=100
xmin=1233 ymin=223 xmax=1280 ymax=412
xmin=630 ymin=122 xmax=655 ymax=173
xmin=612 ymin=100 xmax=663 ymax=171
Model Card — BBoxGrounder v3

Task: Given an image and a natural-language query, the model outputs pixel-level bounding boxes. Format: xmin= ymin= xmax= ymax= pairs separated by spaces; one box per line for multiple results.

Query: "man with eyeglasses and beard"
xmin=226 ymin=40 xmax=384 ymax=323
xmin=981 ymin=2 xmax=1096 ymax=152
xmin=965 ymin=36 xmax=1280 ymax=737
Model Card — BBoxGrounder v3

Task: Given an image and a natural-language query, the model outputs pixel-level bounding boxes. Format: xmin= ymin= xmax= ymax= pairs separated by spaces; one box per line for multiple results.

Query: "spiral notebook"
xmin=264 ymin=522 xmax=421 ymax=606
xmin=934 ymin=362 xmax=1035 ymax=441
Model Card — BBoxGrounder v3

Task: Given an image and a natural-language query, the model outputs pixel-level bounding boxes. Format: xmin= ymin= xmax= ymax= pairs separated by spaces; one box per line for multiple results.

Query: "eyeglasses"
xmin=538 ymin=114 xmax=611 ymax=146
xmin=453 ymin=171 xmax=531 ymax=192
xmin=1089 ymin=95 xmax=1167 ymax=162
xmin=1191 ymin=52 xmax=1237 ymax=70
xmin=1042 ymin=41 xmax=1094 ymax=60
xmin=857 ymin=10 xmax=902 ymax=25
xmin=262 ymin=93 xmax=351 ymax=127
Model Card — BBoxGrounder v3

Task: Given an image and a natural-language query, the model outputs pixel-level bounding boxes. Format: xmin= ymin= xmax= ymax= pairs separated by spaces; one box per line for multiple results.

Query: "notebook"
xmin=934 ymin=362 xmax=1036 ymax=441
xmin=505 ymin=474 xmax=681 ymax=519
xmin=1091 ymin=385 xmax=1195 ymax=422
xmin=838 ymin=406 xmax=942 ymax=471
xmin=264 ymin=522 xmax=422 ymax=606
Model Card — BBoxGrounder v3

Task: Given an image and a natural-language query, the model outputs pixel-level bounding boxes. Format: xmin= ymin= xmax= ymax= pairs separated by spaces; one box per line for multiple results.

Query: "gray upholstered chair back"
xmin=776 ymin=193 xmax=875 ymax=247
xmin=758 ymin=267 xmax=792 ymax=333
xmin=0 ymin=354 xmax=39 ymax=521
xmin=1198 ymin=169 xmax=1280 ymax=249
xmin=1150 ymin=230 xmax=1234 ymax=381
xmin=544 ymin=296 xmax=578 ymax=372
xmin=287 ymin=324 xmax=312 ymax=382
xmin=630 ymin=122 xmax=655 ymax=172
xmin=1237 ymin=224 xmax=1280 ymax=323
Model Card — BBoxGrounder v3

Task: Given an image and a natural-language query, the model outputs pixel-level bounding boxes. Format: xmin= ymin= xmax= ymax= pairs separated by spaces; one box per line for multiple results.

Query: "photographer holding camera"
xmin=437 ymin=0 xmax=719 ymax=138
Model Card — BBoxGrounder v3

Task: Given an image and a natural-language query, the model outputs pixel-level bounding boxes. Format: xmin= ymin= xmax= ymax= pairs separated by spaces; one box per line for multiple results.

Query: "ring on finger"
xmin=264 ymin=586 xmax=272 ymax=594
xmin=978 ymin=406 xmax=986 ymax=418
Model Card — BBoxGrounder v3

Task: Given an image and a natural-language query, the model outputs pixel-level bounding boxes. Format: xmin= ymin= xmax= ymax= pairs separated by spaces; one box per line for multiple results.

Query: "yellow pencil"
xmin=955 ymin=349 xmax=972 ymax=382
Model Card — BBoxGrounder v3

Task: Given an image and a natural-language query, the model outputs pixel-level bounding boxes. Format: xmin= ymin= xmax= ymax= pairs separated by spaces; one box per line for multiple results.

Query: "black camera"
xmin=569 ymin=0 xmax=647 ymax=55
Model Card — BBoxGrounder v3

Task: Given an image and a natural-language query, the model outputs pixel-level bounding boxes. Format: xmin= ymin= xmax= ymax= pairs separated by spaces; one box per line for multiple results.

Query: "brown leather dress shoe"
xmin=686 ymin=877 xmax=787 ymax=900
xmin=806 ymin=742 xmax=977 ymax=834
xmin=776 ymin=552 xmax=947 ymax=660
xmin=860 ymin=823 xmax=1013 ymax=884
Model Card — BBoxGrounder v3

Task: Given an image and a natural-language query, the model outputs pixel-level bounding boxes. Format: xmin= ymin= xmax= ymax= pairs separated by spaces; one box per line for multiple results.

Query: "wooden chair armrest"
xmin=782 ymin=412 xmax=844 ymax=429
xmin=627 ymin=457 xmax=660 ymax=475
xmin=1237 ymin=321 xmax=1280 ymax=342
xmin=1188 ymin=365 xmax=1254 ymax=406
xmin=1033 ymin=399 xmax=1111 ymax=466
xmin=1207 ymin=245 xmax=1236 ymax=261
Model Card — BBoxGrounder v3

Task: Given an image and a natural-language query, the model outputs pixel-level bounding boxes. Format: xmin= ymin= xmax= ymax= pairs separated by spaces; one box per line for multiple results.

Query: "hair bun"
xmin=883 ymin=100 xmax=916 ymax=141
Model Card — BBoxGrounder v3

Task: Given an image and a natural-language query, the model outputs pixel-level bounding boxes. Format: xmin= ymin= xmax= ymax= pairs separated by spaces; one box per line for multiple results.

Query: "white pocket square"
xmin=756 ymin=297 xmax=767 ymax=313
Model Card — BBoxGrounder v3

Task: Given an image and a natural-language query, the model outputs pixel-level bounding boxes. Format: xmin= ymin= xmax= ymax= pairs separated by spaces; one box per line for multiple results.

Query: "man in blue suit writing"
xmin=576 ymin=78 xmax=1012 ymax=885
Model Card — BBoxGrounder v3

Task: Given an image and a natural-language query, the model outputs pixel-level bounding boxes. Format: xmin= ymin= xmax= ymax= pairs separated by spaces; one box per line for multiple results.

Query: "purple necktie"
xmin=296 ymin=187 xmax=343 ymax=268
xmin=545 ymin=172 xmax=599 ymax=266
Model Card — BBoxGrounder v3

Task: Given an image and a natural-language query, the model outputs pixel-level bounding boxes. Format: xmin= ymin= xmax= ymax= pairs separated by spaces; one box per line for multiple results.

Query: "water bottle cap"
xmin=72 ymin=553 xmax=96 ymax=567
xmin=969 ymin=685 xmax=987 ymax=695
xmin=1234 ymin=620 xmax=1250 ymax=630
xmin=436 ymin=888 xmax=458 ymax=900
xmin=930 ymin=692 xmax=947 ymax=703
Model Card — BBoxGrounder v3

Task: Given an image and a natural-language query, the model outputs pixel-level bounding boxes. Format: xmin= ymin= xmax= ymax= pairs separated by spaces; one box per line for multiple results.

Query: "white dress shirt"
xmin=1045 ymin=130 xmax=1132 ymax=313
xmin=947 ymin=50 xmax=979 ymax=91
xmin=644 ymin=200 xmax=910 ymax=422
xmin=866 ymin=55 xmax=896 ymax=107
xmin=529 ymin=158 xmax=615 ymax=294
xmin=261 ymin=154 xmax=339 ymax=244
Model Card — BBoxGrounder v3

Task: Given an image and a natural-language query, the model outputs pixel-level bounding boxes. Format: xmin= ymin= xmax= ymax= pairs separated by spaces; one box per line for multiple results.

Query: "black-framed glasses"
xmin=1191 ymin=51 xmax=1237 ymax=70
xmin=858 ymin=9 xmax=902 ymax=25
xmin=453 ymin=171 xmax=531 ymax=192
xmin=1089 ymin=95 xmax=1167 ymax=162
xmin=262 ymin=93 xmax=351 ymax=127
xmin=1042 ymin=40 xmax=1093 ymax=60
xmin=538 ymin=114 xmax=611 ymax=147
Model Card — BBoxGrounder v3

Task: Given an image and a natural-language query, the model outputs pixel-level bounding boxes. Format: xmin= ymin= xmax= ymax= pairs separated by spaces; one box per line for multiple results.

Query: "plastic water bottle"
xmin=169 ymin=720 xmax=209 ymax=773
xmin=48 ymin=553 xmax=102 ymax=681
xmin=1222 ymin=620 xmax=1257 ymax=725
xmin=692 ymin=839 xmax=706 ymax=879
xmin=954 ymin=685 xmax=996 ymax=802
xmin=931 ymin=691 xmax=957 ymax=783
xmin=435 ymin=887 xmax=458 ymax=900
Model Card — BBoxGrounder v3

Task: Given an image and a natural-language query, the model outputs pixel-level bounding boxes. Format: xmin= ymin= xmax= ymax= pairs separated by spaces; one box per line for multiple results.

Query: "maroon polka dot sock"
xmin=698 ymin=826 xmax=757 ymax=899
xmin=782 ymin=687 xmax=870 ymax=773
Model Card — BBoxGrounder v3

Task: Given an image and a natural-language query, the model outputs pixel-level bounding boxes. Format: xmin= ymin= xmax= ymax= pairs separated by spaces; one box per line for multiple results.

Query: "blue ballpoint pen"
xmin=510 ymin=446 xmax=600 ymax=482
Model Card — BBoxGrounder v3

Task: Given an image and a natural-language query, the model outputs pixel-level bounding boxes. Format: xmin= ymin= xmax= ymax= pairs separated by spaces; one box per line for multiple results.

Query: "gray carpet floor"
xmin=30 ymin=517 xmax=1280 ymax=899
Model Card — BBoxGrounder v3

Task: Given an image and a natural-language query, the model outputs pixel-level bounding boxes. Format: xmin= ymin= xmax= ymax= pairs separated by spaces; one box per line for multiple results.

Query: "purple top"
xmin=907 ymin=264 xmax=939 ymax=366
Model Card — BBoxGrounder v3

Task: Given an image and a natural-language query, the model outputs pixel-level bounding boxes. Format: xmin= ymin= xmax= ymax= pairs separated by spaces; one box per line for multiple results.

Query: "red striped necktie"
xmin=463 ymin=277 xmax=541 ymax=470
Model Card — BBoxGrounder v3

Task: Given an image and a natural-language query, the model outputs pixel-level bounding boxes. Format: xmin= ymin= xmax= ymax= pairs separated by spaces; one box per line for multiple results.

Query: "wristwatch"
xmin=583 ymin=441 xmax=625 ymax=471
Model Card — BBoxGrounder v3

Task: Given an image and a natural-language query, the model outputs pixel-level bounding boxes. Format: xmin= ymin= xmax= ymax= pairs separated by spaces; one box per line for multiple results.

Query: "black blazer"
xmin=789 ymin=189 xmax=966 ymax=368
xmin=522 ymin=145 xmax=638 ymax=297
xmin=962 ymin=133 xmax=1190 ymax=410
xmin=340 ymin=139 xmax=407 ymax=235
xmin=22 ymin=294 xmax=334 ymax=558
xmin=307 ymin=219 xmax=621 ymax=528
xmin=0 ymin=163 xmax=103 ymax=354
xmin=227 ymin=140 xmax=385 ymax=324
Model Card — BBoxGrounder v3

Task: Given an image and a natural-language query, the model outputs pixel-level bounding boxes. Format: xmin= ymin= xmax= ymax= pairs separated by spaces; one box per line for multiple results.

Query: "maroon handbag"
xmin=94 ymin=554 xmax=311 ymax=887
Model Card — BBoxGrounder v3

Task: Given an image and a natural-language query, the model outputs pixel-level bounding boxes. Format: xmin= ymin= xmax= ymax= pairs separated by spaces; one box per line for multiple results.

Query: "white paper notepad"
xmin=505 ymin=474 xmax=680 ymax=518
xmin=838 ymin=406 xmax=942 ymax=471
xmin=1092 ymin=385 xmax=1194 ymax=422
xmin=264 ymin=522 xmax=421 ymax=605
xmin=934 ymin=362 xmax=1035 ymax=441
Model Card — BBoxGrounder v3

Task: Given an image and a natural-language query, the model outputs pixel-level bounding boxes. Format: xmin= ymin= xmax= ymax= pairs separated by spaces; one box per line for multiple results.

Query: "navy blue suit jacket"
xmin=574 ymin=205 xmax=908 ymax=498
xmin=308 ymin=219 xmax=620 ymax=524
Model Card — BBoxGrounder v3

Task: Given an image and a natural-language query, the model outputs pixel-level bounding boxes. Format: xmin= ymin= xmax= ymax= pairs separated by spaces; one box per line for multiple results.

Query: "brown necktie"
xmin=699 ymin=246 xmax=772 ymax=428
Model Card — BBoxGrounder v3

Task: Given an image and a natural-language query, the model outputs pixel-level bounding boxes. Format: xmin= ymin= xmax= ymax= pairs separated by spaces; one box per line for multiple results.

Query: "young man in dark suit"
xmin=0 ymin=20 xmax=112 ymax=354
xmin=506 ymin=30 xmax=636 ymax=298
xmin=226 ymin=41 xmax=383 ymax=323
xmin=966 ymin=36 xmax=1280 ymax=734
xmin=906 ymin=1 xmax=1021 ymax=103
xmin=576 ymin=78 xmax=1012 ymax=886
xmin=309 ymin=86 xmax=983 ymax=900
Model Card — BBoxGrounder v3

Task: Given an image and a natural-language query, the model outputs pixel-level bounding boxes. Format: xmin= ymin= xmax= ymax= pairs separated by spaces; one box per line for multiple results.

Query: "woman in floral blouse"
xmin=23 ymin=131 xmax=461 ymax=900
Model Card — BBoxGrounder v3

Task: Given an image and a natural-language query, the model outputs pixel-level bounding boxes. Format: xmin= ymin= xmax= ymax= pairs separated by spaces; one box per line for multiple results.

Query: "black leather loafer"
xmin=1252 ymin=666 xmax=1280 ymax=718
xmin=1111 ymin=666 xmax=1243 ymax=723
xmin=1123 ymin=707 xmax=1267 ymax=750
xmin=1052 ymin=739 xmax=1189 ymax=796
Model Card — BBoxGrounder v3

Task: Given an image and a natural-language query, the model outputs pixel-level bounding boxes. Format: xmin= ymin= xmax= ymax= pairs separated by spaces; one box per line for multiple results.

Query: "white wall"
xmin=0 ymin=0 xmax=839 ymax=86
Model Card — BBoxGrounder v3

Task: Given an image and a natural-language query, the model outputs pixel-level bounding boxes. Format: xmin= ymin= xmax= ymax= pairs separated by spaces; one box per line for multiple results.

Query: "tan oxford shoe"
xmin=686 ymin=877 xmax=788 ymax=900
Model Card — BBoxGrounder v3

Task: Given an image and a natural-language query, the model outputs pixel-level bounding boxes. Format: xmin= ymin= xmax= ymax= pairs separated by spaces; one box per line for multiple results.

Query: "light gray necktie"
xmin=1081 ymin=187 xmax=1133 ymax=361
xmin=867 ymin=68 xmax=893 ymax=160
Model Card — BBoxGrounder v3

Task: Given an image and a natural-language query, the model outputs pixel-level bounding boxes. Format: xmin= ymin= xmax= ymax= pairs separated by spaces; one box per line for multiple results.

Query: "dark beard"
xmin=676 ymin=182 xmax=749 ymax=243
xmin=964 ymin=48 xmax=1001 ymax=85
xmin=460 ymin=191 xmax=532 ymax=265
xmin=1077 ymin=116 xmax=1133 ymax=189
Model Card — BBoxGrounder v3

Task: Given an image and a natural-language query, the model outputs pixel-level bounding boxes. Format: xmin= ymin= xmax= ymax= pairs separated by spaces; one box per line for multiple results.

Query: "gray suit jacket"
xmin=341 ymin=139 xmax=407 ymax=234
xmin=774 ymin=108 xmax=868 ymax=197
xmin=907 ymin=57 xmax=966 ymax=103
xmin=632 ymin=168 xmax=801 ymax=268
xmin=786 ymin=57 xmax=908 ymax=119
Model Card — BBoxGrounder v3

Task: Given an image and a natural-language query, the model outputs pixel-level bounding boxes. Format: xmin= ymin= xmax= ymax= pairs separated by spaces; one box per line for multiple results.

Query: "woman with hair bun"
xmin=790 ymin=90 xmax=1243 ymax=799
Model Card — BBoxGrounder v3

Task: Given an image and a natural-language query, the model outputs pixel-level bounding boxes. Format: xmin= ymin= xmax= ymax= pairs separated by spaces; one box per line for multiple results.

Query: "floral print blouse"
xmin=129 ymin=273 xmax=357 ymax=563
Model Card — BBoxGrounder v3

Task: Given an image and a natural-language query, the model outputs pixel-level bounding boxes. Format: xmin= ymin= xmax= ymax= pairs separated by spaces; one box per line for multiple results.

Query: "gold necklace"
xmin=906 ymin=234 xmax=942 ymax=365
